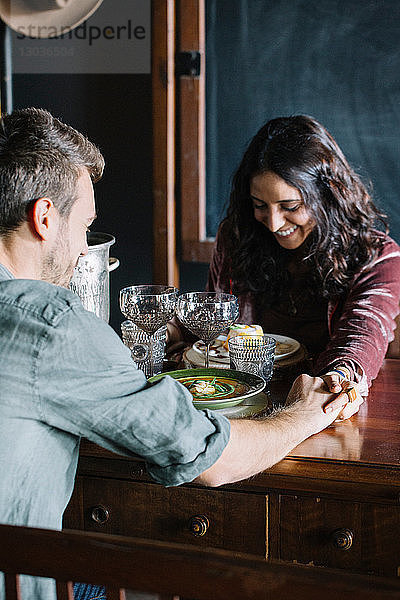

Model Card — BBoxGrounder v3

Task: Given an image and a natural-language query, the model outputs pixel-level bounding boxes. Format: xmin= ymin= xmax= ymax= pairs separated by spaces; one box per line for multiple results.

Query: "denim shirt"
xmin=0 ymin=264 xmax=230 ymax=599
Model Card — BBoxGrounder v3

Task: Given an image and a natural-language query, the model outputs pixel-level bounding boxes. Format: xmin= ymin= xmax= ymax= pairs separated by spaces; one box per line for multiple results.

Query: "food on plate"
xmin=191 ymin=379 xmax=218 ymax=396
xmin=192 ymin=337 xmax=229 ymax=362
xmin=275 ymin=341 xmax=293 ymax=355
xmin=193 ymin=332 xmax=300 ymax=363
xmin=223 ymin=323 xmax=264 ymax=349
xmin=179 ymin=375 xmax=248 ymax=400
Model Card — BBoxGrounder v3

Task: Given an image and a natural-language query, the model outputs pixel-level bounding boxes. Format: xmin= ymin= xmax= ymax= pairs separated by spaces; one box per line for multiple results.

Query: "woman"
xmin=207 ymin=115 xmax=400 ymax=407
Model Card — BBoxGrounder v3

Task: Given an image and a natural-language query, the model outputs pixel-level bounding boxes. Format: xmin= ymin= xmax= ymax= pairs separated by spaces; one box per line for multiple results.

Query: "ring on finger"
xmin=324 ymin=370 xmax=346 ymax=381
xmin=342 ymin=381 xmax=360 ymax=403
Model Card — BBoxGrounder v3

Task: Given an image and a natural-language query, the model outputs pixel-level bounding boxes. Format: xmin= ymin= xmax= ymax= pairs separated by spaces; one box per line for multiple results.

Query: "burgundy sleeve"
xmin=314 ymin=237 xmax=400 ymax=389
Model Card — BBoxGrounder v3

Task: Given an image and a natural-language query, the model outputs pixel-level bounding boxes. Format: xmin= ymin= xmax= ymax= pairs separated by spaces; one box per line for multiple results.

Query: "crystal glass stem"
xmin=148 ymin=334 xmax=155 ymax=377
xmin=204 ymin=342 xmax=211 ymax=369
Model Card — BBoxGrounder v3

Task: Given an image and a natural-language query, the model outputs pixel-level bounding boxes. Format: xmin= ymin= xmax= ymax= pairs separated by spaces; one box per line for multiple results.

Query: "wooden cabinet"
xmin=278 ymin=495 xmax=400 ymax=576
xmin=69 ymin=476 xmax=268 ymax=557
xmin=64 ymin=475 xmax=400 ymax=578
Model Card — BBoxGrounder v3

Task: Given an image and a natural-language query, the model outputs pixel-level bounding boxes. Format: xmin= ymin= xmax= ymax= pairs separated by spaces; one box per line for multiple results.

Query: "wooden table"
xmin=64 ymin=359 xmax=400 ymax=579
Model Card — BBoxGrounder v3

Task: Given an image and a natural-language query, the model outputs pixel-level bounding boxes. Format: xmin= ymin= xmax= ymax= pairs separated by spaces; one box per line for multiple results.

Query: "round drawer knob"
xmin=91 ymin=505 xmax=110 ymax=525
xmin=331 ymin=528 xmax=354 ymax=550
xmin=131 ymin=467 xmax=145 ymax=478
xmin=188 ymin=514 xmax=210 ymax=537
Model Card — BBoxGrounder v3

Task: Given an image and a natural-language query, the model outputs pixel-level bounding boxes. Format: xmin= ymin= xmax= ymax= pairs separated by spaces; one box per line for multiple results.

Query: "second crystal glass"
xmin=119 ymin=284 xmax=179 ymax=377
xmin=176 ymin=292 xmax=239 ymax=368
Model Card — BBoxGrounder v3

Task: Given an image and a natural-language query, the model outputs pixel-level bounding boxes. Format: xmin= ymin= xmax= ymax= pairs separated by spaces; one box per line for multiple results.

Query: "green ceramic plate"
xmin=149 ymin=368 xmax=266 ymax=409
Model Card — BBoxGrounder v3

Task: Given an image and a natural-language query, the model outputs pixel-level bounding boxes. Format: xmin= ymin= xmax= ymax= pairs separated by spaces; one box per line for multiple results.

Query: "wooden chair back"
xmin=1 ymin=524 xmax=400 ymax=600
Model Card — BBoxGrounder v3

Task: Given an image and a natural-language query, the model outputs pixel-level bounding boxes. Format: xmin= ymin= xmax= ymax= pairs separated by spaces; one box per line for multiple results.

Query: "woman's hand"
xmin=323 ymin=370 xmax=346 ymax=394
xmin=166 ymin=321 xmax=183 ymax=345
xmin=322 ymin=366 xmax=364 ymax=420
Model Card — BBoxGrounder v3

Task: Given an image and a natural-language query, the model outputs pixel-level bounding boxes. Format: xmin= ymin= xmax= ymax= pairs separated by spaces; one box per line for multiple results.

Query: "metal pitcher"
xmin=69 ymin=232 xmax=119 ymax=322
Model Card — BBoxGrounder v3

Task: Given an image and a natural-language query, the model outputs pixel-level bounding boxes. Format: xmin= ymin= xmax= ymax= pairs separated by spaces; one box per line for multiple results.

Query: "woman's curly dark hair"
xmin=223 ymin=115 xmax=387 ymax=303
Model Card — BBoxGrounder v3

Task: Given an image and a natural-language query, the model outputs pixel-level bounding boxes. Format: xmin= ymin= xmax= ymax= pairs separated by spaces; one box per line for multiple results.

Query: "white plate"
xmin=192 ymin=336 xmax=229 ymax=364
xmin=192 ymin=333 xmax=300 ymax=362
xmin=184 ymin=347 xmax=231 ymax=369
xmin=268 ymin=334 xmax=300 ymax=359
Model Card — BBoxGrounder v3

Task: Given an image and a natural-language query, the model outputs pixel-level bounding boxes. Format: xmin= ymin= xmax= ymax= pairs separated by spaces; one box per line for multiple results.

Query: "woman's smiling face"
xmin=250 ymin=171 xmax=315 ymax=249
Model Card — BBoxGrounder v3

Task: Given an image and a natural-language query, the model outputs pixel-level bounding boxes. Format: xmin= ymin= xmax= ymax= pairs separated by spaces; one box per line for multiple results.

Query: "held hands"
xmin=286 ymin=374 xmax=352 ymax=436
xmin=321 ymin=366 xmax=364 ymax=421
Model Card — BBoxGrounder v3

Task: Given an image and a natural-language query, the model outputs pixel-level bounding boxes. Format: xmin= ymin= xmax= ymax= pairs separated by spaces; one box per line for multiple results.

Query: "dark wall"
xmin=179 ymin=262 xmax=209 ymax=293
xmin=205 ymin=0 xmax=400 ymax=243
xmin=13 ymin=73 xmax=153 ymax=332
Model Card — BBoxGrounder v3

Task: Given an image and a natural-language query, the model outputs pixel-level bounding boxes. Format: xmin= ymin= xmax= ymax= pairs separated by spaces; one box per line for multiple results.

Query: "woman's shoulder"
xmin=373 ymin=231 xmax=400 ymax=259
xmin=214 ymin=219 xmax=234 ymax=252
xmin=383 ymin=232 xmax=400 ymax=249
xmin=356 ymin=231 xmax=400 ymax=281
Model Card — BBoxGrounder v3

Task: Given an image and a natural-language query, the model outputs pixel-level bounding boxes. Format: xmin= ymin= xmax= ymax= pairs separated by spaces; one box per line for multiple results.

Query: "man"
xmin=0 ymin=108 xmax=354 ymax=599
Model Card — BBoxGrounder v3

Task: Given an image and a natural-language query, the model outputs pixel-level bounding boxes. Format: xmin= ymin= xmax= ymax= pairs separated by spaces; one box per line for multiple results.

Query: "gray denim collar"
xmin=0 ymin=263 xmax=15 ymax=281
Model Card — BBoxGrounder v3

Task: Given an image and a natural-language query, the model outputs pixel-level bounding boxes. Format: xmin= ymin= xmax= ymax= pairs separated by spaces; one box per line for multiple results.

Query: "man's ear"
xmin=31 ymin=198 xmax=56 ymax=241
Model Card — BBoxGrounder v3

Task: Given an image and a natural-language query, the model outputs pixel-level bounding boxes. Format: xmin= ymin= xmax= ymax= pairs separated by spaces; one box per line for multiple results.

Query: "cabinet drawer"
xmin=79 ymin=477 xmax=268 ymax=557
xmin=279 ymin=495 xmax=400 ymax=576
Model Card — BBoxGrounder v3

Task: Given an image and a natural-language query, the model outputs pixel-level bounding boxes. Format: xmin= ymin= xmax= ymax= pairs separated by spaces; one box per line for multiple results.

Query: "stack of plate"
xmin=183 ymin=334 xmax=306 ymax=377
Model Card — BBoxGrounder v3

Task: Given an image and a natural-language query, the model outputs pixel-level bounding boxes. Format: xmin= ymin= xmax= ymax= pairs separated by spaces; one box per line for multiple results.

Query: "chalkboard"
xmin=205 ymin=0 xmax=400 ymax=243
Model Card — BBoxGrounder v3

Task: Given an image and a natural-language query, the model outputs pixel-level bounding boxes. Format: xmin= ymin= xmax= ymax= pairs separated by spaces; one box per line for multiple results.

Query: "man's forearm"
xmin=195 ymin=406 xmax=316 ymax=487
xmin=194 ymin=375 xmax=348 ymax=487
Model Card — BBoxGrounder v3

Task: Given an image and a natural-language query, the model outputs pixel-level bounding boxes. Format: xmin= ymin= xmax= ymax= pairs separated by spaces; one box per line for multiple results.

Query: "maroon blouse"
xmin=207 ymin=226 xmax=400 ymax=395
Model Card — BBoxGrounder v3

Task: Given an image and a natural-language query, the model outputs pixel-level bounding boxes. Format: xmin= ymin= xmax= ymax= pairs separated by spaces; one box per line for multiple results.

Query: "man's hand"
xmin=285 ymin=374 xmax=351 ymax=435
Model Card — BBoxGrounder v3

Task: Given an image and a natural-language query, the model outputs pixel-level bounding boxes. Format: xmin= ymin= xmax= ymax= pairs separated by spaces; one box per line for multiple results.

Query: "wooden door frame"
xmin=152 ymin=0 xmax=212 ymax=287
xmin=176 ymin=0 xmax=214 ymax=264
xmin=152 ymin=0 xmax=179 ymax=286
